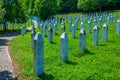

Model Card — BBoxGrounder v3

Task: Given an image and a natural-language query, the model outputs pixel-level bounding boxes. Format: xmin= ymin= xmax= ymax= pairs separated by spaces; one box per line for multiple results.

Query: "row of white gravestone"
xmin=32 ymin=22 xmax=110 ymax=76
xmin=23 ymin=16 xmax=118 ymax=39
xmin=64 ymin=13 xmax=116 ymax=24
xmin=33 ymin=19 xmax=109 ymax=45
xmin=39 ymin=21 xmax=59 ymax=36
xmin=40 ymin=12 xmax=111 ymax=31
xmin=21 ymin=15 xmax=119 ymax=77
xmin=37 ymin=12 xmax=118 ymax=36
xmin=30 ymin=18 xmax=120 ymax=50
xmin=67 ymin=18 xmax=112 ymax=36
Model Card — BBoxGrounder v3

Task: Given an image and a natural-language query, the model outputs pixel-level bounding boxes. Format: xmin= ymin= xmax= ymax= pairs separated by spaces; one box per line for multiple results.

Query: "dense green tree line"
xmin=59 ymin=0 xmax=78 ymax=12
xmin=77 ymin=0 xmax=120 ymax=12
xmin=0 ymin=0 xmax=120 ymax=23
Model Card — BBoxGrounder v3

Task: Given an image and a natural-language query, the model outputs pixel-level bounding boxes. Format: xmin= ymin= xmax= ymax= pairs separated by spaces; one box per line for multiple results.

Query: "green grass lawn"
xmin=10 ymin=11 xmax=120 ymax=80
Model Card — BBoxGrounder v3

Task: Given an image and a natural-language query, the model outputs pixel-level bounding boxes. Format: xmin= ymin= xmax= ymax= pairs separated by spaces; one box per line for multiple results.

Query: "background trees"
xmin=59 ymin=0 xmax=78 ymax=12
xmin=2 ymin=0 xmax=26 ymax=23
xmin=34 ymin=0 xmax=59 ymax=20
xmin=1 ymin=0 xmax=27 ymax=31
xmin=0 ymin=0 xmax=5 ymax=23
xmin=77 ymin=0 xmax=120 ymax=12
xmin=0 ymin=0 xmax=120 ymax=22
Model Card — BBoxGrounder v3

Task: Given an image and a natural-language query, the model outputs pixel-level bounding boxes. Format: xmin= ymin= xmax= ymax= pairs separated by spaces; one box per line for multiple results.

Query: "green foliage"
xmin=77 ymin=0 xmax=120 ymax=12
xmin=60 ymin=0 xmax=78 ymax=12
xmin=0 ymin=0 xmax=5 ymax=23
xmin=1 ymin=0 xmax=120 ymax=23
xmin=18 ymin=0 xmax=34 ymax=17
xmin=34 ymin=0 xmax=59 ymax=20
xmin=77 ymin=0 xmax=101 ymax=12
xmin=2 ymin=0 xmax=27 ymax=23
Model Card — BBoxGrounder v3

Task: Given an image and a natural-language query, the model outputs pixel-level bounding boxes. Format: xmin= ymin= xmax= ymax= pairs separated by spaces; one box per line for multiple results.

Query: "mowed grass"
xmin=10 ymin=12 xmax=120 ymax=80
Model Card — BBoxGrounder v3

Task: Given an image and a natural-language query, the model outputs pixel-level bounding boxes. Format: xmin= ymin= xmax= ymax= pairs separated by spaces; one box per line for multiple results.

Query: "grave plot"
xmin=10 ymin=11 xmax=120 ymax=80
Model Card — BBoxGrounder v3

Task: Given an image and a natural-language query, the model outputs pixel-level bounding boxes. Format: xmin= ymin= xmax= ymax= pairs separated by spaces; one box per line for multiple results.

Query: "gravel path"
xmin=0 ymin=19 xmax=37 ymax=80
xmin=0 ymin=32 xmax=19 ymax=80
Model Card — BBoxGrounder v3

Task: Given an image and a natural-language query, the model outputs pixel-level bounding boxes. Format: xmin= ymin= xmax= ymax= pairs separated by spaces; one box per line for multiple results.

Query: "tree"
xmin=34 ymin=0 xmax=59 ymax=20
xmin=2 ymin=0 xmax=27 ymax=31
xmin=0 ymin=0 xmax=5 ymax=23
xmin=60 ymin=0 xmax=78 ymax=12
xmin=18 ymin=0 xmax=34 ymax=17
xmin=77 ymin=0 xmax=99 ymax=12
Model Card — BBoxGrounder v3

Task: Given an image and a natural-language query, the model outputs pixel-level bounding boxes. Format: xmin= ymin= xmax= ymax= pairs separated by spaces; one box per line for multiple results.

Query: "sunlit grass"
xmin=10 ymin=11 xmax=120 ymax=80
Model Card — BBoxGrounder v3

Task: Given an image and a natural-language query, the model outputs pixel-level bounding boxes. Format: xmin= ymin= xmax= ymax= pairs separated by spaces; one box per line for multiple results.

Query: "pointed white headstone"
xmin=34 ymin=33 xmax=44 ymax=76
xmin=79 ymin=29 xmax=86 ymax=50
xmin=60 ymin=32 xmax=68 ymax=62
xmin=93 ymin=25 xmax=99 ymax=45
xmin=102 ymin=23 xmax=108 ymax=41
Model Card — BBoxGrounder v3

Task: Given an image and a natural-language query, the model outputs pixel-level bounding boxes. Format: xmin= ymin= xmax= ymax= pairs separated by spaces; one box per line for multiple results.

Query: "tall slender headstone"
xmin=61 ymin=24 xmax=65 ymax=33
xmin=32 ymin=24 xmax=35 ymax=31
xmin=80 ymin=22 xmax=84 ymax=29
xmin=40 ymin=23 xmax=43 ymax=33
xmin=37 ymin=18 xmax=40 ymax=28
xmin=107 ymin=16 xmax=110 ymax=25
xmin=102 ymin=23 xmax=108 ymax=41
xmin=93 ymin=25 xmax=99 ymax=45
xmin=69 ymin=21 xmax=72 ymax=32
xmin=55 ymin=22 xmax=58 ymax=30
xmin=43 ymin=25 xmax=47 ymax=37
xmin=75 ymin=19 xmax=78 ymax=30
xmin=113 ymin=15 xmax=116 ymax=23
xmin=79 ymin=29 xmax=86 ymax=50
xmin=60 ymin=32 xmax=68 ymax=62
xmin=21 ymin=25 xmax=26 ymax=36
xmin=72 ymin=24 xmax=76 ymax=38
xmin=110 ymin=16 xmax=113 ymax=24
xmin=34 ymin=33 xmax=44 ymax=76
xmin=53 ymin=24 xmax=57 ymax=35
xmin=98 ymin=17 xmax=102 ymax=27
xmin=31 ymin=30 xmax=36 ymax=49
xmin=116 ymin=19 xmax=120 ymax=34
xmin=94 ymin=19 xmax=97 ymax=26
xmin=88 ymin=20 xmax=92 ymax=33
xmin=48 ymin=27 xmax=53 ymax=43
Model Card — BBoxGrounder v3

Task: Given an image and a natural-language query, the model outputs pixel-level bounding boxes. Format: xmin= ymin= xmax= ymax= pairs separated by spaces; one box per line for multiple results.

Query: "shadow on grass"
xmin=38 ymin=73 xmax=54 ymax=80
xmin=65 ymin=60 xmax=78 ymax=65
xmin=75 ymin=49 xmax=94 ymax=58
xmin=51 ymin=42 xmax=57 ymax=44
xmin=107 ymin=40 xmax=116 ymax=43
xmin=0 ymin=70 xmax=18 ymax=80
xmin=98 ymin=44 xmax=106 ymax=46
xmin=54 ymin=33 xmax=59 ymax=35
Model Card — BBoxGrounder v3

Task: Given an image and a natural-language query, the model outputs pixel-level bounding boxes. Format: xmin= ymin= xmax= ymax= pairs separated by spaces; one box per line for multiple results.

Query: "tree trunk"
xmin=99 ymin=6 xmax=102 ymax=13
xmin=12 ymin=23 xmax=14 ymax=30
xmin=3 ymin=22 xmax=7 ymax=32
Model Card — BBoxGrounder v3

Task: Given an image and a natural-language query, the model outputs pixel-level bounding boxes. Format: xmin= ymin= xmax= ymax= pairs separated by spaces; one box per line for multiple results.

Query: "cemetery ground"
xmin=9 ymin=11 xmax=120 ymax=80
